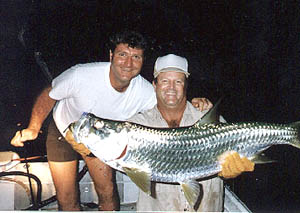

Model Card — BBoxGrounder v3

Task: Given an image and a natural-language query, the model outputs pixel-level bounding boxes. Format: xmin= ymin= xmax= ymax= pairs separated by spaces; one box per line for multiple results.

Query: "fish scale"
xmin=113 ymin=121 xmax=299 ymax=183
xmin=68 ymin=112 xmax=300 ymax=208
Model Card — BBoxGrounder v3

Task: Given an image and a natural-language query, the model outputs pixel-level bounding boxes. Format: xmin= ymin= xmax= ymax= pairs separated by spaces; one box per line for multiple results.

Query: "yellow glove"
xmin=65 ymin=130 xmax=91 ymax=156
xmin=218 ymin=151 xmax=254 ymax=178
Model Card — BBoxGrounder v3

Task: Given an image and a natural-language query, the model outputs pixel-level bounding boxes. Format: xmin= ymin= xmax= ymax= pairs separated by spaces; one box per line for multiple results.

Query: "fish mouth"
xmin=68 ymin=113 xmax=92 ymax=142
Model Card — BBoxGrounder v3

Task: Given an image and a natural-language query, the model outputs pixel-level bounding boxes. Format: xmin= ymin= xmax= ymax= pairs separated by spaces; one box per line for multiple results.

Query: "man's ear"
xmin=152 ymin=80 xmax=156 ymax=89
xmin=109 ymin=50 xmax=113 ymax=62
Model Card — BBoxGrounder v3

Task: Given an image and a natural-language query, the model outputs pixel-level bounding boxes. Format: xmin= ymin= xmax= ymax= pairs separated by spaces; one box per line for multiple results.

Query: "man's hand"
xmin=11 ymin=129 xmax=39 ymax=147
xmin=218 ymin=151 xmax=255 ymax=178
xmin=65 ymin=130 xmax=91 ymax=156
xmin=191 ymin=98 xmax=213 ymax=111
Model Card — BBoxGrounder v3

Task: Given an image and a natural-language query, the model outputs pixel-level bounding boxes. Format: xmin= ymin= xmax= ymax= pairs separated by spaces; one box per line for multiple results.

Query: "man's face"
xmin=110 ymin=43 xmax=144 ymax=86
xmin=154 ymin=71 xmax=187 ymax=108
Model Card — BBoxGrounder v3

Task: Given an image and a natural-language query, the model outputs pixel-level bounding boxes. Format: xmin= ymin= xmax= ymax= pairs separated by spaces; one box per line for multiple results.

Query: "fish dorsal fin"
xmin=180 ymin=179 xmax=202 ymax=210
xmin=123 ymin=167 xmax=151 ymax=195
xmin=196 ymin=97 xmax=223 ymax=126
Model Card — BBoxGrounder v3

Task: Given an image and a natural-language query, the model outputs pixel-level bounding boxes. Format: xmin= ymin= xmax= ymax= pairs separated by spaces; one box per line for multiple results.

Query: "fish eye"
xmin=94 ymin=120 xmax=104 ymax=129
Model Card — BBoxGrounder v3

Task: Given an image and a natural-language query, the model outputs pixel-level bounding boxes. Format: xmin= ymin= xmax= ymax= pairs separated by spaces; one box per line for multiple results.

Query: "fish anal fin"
xmin=249 ymin=153 xmax=276 ymax=164
xmin=180 ymin=179 xmax=203 ymax=210
xmin=123 ymin=167 xmax=151 ymax=195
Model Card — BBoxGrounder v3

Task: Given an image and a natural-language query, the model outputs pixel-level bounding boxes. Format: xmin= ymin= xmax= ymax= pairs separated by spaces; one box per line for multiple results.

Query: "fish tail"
xmin=291 ymin=121 xmax=300 ymax=149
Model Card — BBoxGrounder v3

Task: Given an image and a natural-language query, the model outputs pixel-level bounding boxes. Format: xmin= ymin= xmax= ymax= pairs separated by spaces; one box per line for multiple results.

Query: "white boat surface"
xmin=0 ymin=153 xmax=250 ymax=212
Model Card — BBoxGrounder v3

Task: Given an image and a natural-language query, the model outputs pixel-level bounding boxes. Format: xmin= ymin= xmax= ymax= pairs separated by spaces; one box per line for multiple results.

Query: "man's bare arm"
xmin=11 ymin=86 xmax=56 ymax=147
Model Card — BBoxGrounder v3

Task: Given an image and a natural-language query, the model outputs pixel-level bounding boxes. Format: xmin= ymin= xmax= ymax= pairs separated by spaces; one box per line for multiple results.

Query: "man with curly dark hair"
xmin=11 ymin=31 xmax=212 ymax=211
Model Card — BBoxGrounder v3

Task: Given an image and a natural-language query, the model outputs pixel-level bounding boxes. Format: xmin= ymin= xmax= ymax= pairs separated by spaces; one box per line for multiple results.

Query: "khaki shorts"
xmin=46 ymin=119 xmax=79 ymax=162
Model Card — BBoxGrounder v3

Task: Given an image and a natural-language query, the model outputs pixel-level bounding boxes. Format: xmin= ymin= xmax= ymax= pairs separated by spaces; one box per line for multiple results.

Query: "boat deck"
xmin=0 ymin=159 xmax=250 ymax=212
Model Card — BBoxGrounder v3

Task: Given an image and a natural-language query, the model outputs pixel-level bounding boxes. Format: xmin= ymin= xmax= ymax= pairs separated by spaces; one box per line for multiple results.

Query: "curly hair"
xmin=108 ymin=30 xmax=148 ymax=55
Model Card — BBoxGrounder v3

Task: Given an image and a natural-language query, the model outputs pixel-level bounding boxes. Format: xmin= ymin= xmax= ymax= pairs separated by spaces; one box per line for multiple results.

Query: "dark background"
xmin=1 ymin=0 xmax=300 ymax=212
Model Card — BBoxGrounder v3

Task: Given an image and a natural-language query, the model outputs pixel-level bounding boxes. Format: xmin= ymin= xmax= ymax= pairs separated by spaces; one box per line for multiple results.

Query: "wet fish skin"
xmin=68 ymin=112 xmax=300 ymax=208
xmin=70 ymin=113 xmax=300 ymax=179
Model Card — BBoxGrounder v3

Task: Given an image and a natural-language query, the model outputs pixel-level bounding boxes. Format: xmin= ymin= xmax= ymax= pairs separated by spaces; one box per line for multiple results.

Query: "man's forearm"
xmin=28 ymin=86 xmax=56 ymax=131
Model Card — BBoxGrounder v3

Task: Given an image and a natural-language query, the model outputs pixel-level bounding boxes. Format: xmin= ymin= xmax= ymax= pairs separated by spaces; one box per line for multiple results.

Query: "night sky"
xmin=1 ymin=0 xmax=300 ymax=211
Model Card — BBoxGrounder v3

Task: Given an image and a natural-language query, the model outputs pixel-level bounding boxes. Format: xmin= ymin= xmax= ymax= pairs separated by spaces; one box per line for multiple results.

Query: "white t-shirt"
xmin=49 ymin=62 xmax=156 ymax=135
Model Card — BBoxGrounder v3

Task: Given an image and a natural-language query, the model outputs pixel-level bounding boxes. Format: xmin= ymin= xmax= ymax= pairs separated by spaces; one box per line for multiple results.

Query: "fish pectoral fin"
xmin=180 ymin=179 xmax=202 ymax=210
xmin=123 ymin=167 xmax=151 ymax=195
xmin=250 ymin=153 xmax=276 ymax=164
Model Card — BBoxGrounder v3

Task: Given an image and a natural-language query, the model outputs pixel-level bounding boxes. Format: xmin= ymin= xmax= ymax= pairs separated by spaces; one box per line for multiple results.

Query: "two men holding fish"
xmin=67 ymin=54 xmax=255 ymax=211
xmin=10 ymin=31 xmax=216 ymax=211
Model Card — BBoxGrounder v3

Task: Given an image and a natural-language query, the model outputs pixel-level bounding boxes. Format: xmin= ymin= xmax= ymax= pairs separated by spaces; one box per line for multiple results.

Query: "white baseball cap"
xmin=153 ymin=54 xmax=190 ymax=78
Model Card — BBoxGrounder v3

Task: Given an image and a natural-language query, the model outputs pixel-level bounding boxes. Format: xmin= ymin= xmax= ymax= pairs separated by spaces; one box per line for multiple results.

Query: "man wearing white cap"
xmin=128 ymin=54 xmax=254 ymax=211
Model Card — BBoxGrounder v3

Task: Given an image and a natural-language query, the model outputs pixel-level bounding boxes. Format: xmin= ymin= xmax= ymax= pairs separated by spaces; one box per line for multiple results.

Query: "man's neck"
xmin=158 ymin=103 xmax=186 ymax=128
xmin=111 ymin=83 xmax=129 ymax=92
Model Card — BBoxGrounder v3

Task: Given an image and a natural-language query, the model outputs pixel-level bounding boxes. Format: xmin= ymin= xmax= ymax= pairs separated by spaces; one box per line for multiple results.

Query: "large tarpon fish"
xmin=67 ymin=103 xmax=300 ymax=208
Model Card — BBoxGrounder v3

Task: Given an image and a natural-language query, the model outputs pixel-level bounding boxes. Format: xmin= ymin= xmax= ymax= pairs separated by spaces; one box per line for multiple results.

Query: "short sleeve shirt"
xmin=49 ymin=62 xmax=156 ymax=135
xmin=128 ymin=101 xmax=224 ymax=212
